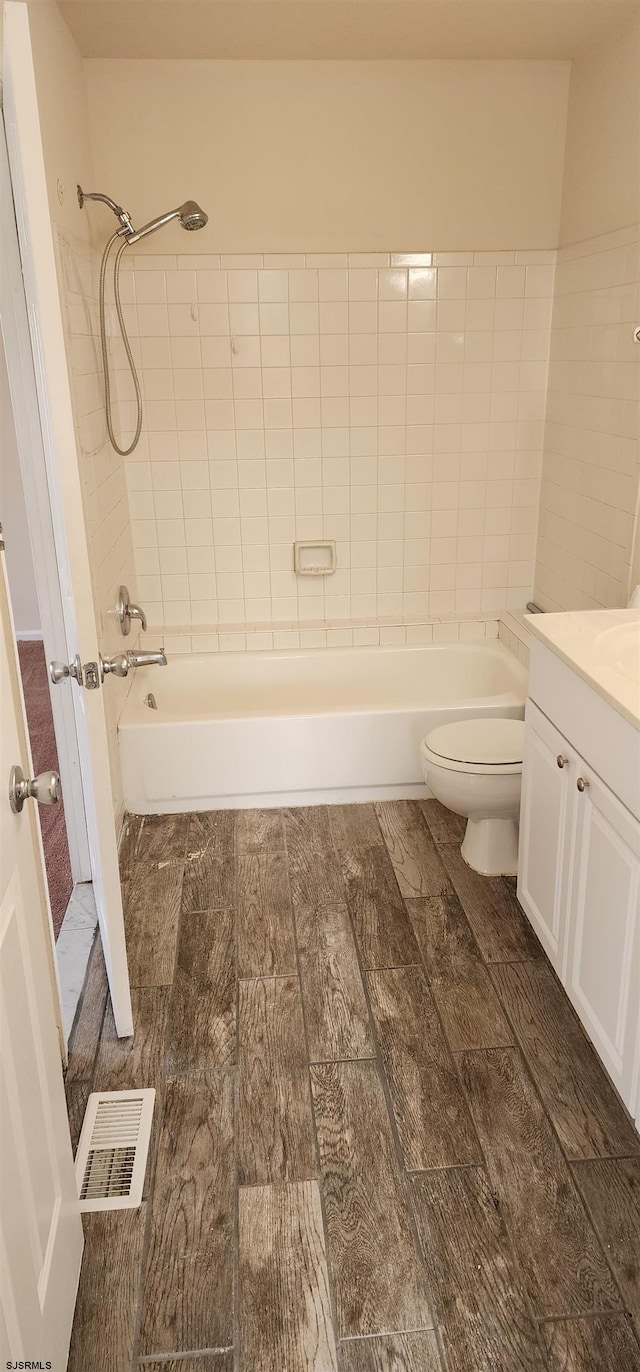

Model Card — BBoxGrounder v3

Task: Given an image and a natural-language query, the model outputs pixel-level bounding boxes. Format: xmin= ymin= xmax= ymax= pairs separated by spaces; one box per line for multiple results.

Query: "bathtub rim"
xmin=119 ymin=638 xmax=528 ymax=728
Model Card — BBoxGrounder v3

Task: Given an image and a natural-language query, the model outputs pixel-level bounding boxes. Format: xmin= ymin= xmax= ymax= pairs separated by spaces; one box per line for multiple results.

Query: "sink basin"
xmin=596 ymin=622 xmax=640 ymax=681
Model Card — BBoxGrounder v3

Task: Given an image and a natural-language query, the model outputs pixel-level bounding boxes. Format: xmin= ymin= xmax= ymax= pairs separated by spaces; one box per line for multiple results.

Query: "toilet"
xmin=420 ymin=717 xmax=525 ymax=876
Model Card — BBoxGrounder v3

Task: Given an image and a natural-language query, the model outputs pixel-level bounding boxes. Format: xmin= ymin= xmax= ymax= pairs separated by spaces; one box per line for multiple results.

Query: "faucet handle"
xmin=117 ymin=584 xmax=147 ymax=635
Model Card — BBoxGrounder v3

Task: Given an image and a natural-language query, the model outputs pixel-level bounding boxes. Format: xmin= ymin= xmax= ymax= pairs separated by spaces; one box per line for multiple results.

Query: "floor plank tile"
xmin=490 ymin=960 xmax=640 ymax=1160
xmin=310 ymin=1059 xmax=432 ymax=1338
xmin=375 ymin=802 xmax=453 ymax=899
xmin=295 ymin=901 xmax=374 ymax=1062
xmin=328 ymin=803 xmax=384 ymax=851
xmin=541 ymin=1315 xmax=640 ymax=1370
xmin=411 ymin=1167 xmax=546 ymax=1372
xmin=166 ymin=908 xmax=236 ymax=1073
xmin=283 ymin=804 xmax=332 ymax=853
xmin=236 ymin=806 xmax=285 ymax=854
xmin=438 ymin=843 xmax=540 ymax=963
xmin=458 ymin=1047 xmax=621 ymax=1318
xmin=340 ymin=846 xmax=421 ymax=969
xmin=135 ymin=812 xmax=190 ymax=864
xmin=288 ymin=844 xmax=346 ymax=917
xmin=95 ymin=986 xmax=170 ymax=1091
xmin=238 ymin=976 xmax=316 ymax=1185
xmin=138 ymin=1071 xmax=234 ymax=1357
xmin=237 ymin=851 xmax=297 ymax=978
xmin=65 ymin=933 xmax=108 ymax=1082
xmin=406 ymin=896 xmax=513 ymax=1051
xmin=367 ymin=966 xmax=482 ymax=1170
xmin=119 ymin=812 xmax=143 ymax=882
xmin=68 ymin=1207 xmax=146 ymax=1372
xmin=125 ymin=860 xmax=184 ymax=987
xmin=420 ymin=798 xmax=466 ymax=845
xmin=64 ymin=1080 xmax=90 ymax=1156
xmin=181 ymin=811 xmax=236 ymax=913
xmin=239 ymin=1180 xmax=338 ymax=1372
xmin=571 ymin=1159 xmax=640 ymax=1320
xmin=339 ymin=1331 xmax=441 ymax=1371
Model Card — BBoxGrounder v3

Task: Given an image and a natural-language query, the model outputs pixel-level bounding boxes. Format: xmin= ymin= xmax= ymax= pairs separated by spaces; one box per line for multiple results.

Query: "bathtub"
xmin=118 ymin=640 xmax=527 ymax=813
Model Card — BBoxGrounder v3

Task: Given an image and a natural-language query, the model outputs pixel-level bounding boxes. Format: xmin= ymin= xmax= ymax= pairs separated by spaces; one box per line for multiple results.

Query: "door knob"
xmin=556 ymin=755 xmax=568 ymax=768
xmin=9 ymin=764 xmax=61 ymax=814
xmin=49 ymin=654 xmax=83 ymax=685
xmin=99 ymin=653 xmax=129 ymax=678
xmin=576 ymin=777 xmax=590 ymax=792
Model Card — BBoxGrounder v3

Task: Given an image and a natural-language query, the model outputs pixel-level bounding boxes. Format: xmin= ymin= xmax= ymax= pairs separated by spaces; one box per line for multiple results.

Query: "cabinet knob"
xmin=576 ymin=777 xmax=590 ymax=792
xmin=556 ymin=755 xmax=568 ymax=768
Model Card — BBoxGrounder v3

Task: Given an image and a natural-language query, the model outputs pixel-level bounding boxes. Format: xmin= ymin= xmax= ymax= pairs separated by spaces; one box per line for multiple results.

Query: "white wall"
xmin=533 ymin=13 xmax=640 ymax=611
xmin=26 ymin=0 xmax=95 ymax=243
xmin=84 ymin=59 xmax=570 ymax=254
xmin=559 ymin=11 xmax=640 ymax=246
xmin=0 ymin=335 xmax=41 ymax=636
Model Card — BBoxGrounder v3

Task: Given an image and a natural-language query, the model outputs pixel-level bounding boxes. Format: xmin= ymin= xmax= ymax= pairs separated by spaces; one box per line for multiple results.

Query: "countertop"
xmin=525 ymin=607 xmax=640 ymax=730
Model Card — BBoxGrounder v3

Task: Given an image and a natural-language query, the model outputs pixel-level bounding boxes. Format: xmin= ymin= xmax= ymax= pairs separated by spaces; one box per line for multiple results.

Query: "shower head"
xmin=178 ymin=201 xmax=208 ymax=232
xmin=123 ymin=200 xmax=208 ymax=245
xmin=77 ymin=186 xmax=208 ymax=244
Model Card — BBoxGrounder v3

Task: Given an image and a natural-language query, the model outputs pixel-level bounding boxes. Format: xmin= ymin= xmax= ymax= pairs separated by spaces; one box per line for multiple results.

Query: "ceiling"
xmin=59 ymin=0 xmax=639 ymax=61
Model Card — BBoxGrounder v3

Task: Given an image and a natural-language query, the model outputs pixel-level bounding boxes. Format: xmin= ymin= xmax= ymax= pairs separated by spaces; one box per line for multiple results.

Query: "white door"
xmin=0 ymin=557 xmax=83 ymax=1369
xmin=2 ymin=2 xmax=133 ymax=1035
xmin=566 ymin=765 xmax=640 ymax=1112
xmin=517 ymin=701 xmax=574 ymax=976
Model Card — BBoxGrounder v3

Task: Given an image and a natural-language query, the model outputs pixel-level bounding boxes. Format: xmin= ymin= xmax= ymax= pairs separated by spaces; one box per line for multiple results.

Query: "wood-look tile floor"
xmin=65 ymin=800 xmax=640 ymax=1372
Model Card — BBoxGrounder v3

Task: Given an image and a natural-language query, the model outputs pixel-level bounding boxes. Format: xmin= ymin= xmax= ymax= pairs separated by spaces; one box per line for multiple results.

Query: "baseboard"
xmin=16 ymin=630 xmax=44 ymax=642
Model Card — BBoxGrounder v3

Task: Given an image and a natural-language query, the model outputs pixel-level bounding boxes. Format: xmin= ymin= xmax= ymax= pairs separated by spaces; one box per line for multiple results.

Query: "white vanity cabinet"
xmin=566 ymin=766 xmax=640 ymax=1110
xmin=518 ymin=641 xmax=640 ymax=1122
xmin=518 ymin=703 xmax=574 ymax=975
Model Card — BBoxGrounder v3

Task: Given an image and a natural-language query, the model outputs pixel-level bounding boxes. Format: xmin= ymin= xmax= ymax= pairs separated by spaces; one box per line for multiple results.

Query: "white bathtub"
xmin=118 ymin=641 xmax=527 ymax=813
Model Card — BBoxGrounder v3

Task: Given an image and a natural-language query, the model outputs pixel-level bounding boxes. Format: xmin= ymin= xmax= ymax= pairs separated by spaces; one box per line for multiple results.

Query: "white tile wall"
xmin=534 ymin=224 xmax=640 ymax=611
xmin=56 ymin=230 xmax=139 ymax=826
xmin=115 ymin=248 xmax=555 ymax=638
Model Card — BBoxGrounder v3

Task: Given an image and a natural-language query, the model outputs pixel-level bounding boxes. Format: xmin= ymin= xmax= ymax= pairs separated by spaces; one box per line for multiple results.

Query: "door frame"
xmin=0 ymin=125 xmax=90 ymax=890
xmin=3 ymin=0 xmax=133 ymax=1037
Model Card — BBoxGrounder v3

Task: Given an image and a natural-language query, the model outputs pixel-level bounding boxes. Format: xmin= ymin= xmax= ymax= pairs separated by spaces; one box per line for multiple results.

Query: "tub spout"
xmin=127 ymin=648 xmax=167 ymax=669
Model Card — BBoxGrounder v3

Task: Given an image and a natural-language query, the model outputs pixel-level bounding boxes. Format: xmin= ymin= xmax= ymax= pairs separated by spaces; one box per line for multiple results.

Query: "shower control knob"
xmin=9 ymin=765 xmax=61 ymax=814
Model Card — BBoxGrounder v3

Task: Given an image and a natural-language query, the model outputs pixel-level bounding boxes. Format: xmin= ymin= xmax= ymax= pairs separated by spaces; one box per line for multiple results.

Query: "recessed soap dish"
xmin=294 ymin=540 xmax=337 ymax=576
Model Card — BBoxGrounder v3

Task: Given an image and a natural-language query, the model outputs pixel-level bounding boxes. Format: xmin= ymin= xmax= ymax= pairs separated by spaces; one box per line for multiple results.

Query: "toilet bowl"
xmin=420 ymin=717 xmax=525 ymax=876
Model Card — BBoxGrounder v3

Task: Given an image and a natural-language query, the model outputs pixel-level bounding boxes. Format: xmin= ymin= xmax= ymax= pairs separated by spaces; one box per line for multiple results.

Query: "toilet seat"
xmin=421 ymin=718 xmax=524 ymax=776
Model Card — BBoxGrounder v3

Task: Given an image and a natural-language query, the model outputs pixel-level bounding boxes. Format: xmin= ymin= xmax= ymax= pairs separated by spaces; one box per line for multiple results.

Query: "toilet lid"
xmin=425 ymin=718 xmax=525 ymax=766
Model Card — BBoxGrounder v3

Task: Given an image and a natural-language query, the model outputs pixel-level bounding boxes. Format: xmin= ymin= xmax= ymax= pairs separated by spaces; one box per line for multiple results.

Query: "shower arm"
xmin=77 ymin=185 xmax=135 ymax=237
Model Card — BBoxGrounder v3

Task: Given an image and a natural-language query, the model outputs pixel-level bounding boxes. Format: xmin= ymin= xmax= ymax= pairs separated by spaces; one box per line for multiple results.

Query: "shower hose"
xmin=98 ymin=230 xmax=143 ymax=456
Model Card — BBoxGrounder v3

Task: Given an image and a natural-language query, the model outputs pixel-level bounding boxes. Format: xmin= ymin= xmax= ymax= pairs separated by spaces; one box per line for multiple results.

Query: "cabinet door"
xmin=566 ymin=767 xmax=640 ymax=1111
xmin=517 ymin=701 xmax=574 ymax=975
